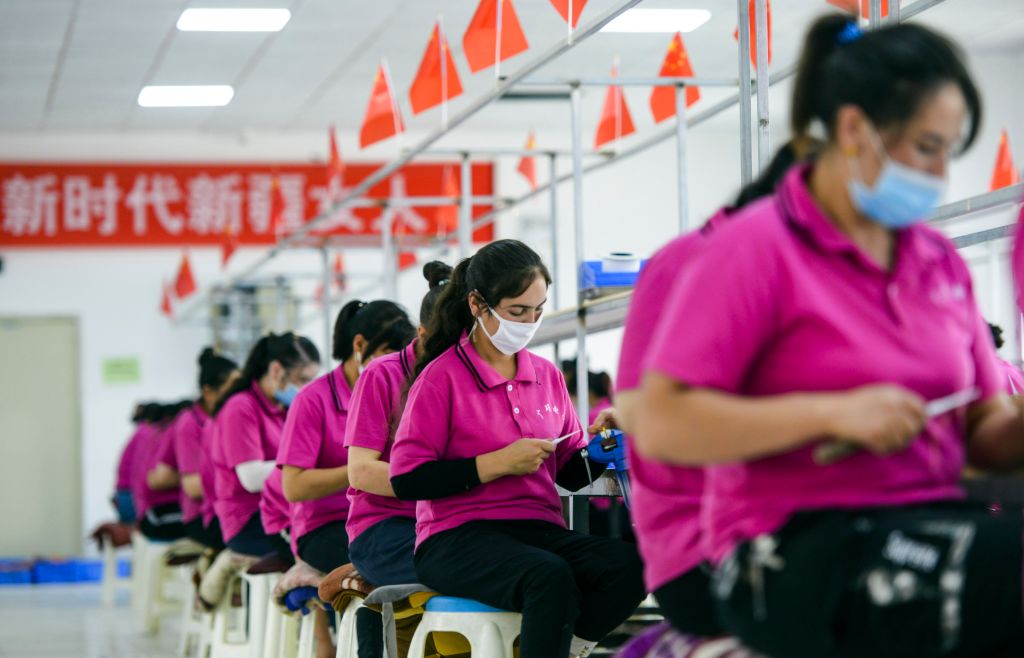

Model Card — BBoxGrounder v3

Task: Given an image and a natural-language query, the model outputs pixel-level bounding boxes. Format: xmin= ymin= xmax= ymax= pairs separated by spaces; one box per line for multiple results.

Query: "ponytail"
xmin=333 ymin=299 xmax=409 ymax=361
xmin=420 ymin=260 xmax=453 ymax=329
xmin=214 ymin=332 xmax=313 ymax=414
xmin=197 ymin=347 xmax=238 ymax=391
xmin=791 ymin=13 xmax=981 ymax=152
xmin=332 ymin=300 xmax=367 ymax=361
xmin=731 ymin=138 xmax=822 ymax=208
xmin=418 ymin=258 xmax=474 ymax=377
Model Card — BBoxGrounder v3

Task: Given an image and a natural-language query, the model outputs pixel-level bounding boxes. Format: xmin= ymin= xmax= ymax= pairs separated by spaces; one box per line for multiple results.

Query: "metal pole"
xmin=459 ymin=154 xmax=473 ymax=260
xmin=320 ymin=246 xmax=333 ymax=369
xmin=570 ymin=84 xmax=589 ymax=462
xmin=754 ymin=0 xmax=770 ymax=172
xmin=737 ymin=0 xmax=754 ymax=185
xmin=381 ymin=208 xmax=398 ymax=300
xmin=548 ymin=153 xmax=561 ymax=364
xmin=869 ymin=0 xmax=883 ymax=28
xmin=674 ymin=84 xmax=690 ymax=233
xmin=890 ymin=0 xmax=901 ymax=23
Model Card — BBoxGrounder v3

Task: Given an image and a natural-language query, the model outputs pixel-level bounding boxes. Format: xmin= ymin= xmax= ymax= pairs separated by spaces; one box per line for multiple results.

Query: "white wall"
xmin=0 ymin=46 xmax=1021 ymax=553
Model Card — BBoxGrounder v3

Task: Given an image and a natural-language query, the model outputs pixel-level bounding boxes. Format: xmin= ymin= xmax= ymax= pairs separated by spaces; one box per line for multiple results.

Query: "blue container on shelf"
xmin=579 ymin=254 xmax=647 ymax=297
xmin=33 ymin=559 xmax=79 ymax=584
xmin=0 ymin=559 xmax=33 ymax=585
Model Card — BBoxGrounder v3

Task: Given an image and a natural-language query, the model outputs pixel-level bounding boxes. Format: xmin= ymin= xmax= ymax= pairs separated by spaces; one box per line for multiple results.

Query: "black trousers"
xmin=184 ymin=516 xmax=226 ymax=551
xmin=414 ymin=519 xmax=646 ymax=658
xmin=296 ymin=520 xmax=351 ymax=574
xmin=654 ymin=565 xmax=722 ymax=637
xmin=227 ymin=512 xmax=293 ymax=564
xmin=138 ymin=503 xmax=185 ymax=541
xmin=713 ymin=502 xmax=1024 ymax=658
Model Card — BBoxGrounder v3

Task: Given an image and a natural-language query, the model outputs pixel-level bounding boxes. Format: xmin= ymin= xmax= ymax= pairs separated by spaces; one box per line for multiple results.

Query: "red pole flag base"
xmin=650 ymin=32 xmax=701 ymax=124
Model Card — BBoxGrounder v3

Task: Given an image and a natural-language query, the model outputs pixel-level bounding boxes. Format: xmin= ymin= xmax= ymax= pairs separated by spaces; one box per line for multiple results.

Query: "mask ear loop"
xmin=846 ymin=118 xmax=888 ymax=190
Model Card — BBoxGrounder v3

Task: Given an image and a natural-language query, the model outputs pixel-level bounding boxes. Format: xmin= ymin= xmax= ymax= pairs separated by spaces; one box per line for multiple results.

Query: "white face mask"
xmin=477 ymin=306 xmax=542 ymax=356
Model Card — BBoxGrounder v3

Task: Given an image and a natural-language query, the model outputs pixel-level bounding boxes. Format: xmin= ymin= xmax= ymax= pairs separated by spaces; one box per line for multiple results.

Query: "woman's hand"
xmin=477 ymin=439 xmax=556 ymax=483
xmin=827 ymin=385 xmax=926 ymax=455
xmin=589 ymin=407 xmax=620 ymax=435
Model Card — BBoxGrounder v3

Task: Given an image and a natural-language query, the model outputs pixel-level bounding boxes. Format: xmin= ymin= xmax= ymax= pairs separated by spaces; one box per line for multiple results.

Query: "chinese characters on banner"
xmin=0 ymin=162 xmax=495 ymax=246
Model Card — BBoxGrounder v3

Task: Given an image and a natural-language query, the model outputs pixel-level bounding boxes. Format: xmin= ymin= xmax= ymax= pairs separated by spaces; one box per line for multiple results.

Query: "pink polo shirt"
xmin=344 ymin=341 xmax=418 ymax=543
xmin=212 ymin=382 xmax=287 ymax=542
xmin=276 ymin=365 xmax=353 ymax=542
xmin=133 ymin=423 xmax=180 ymax=517
xmin=198 ymin=421 xmax=218 ymax=528
xmin=999 ymin=358 xmax=1024 ymax=395
xmin=391 ymin=332 xmax=586 ymax=548
xmin=116 ymin=426 xmax=145 ymax=491
xmin=164 ymin=403 xmax=209 ymax=524
xmin=259 ymin=468 xmax=290 ymax=536
xmin=646 ymin=165 xmax=1003 ymax=564
xmin=616 ymin=206 xmax=732 ymax=590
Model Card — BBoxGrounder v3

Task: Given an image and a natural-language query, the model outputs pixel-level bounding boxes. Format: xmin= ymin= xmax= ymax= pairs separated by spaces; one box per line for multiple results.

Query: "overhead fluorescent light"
xmin=601 ymin=9 xmax=711 ymax=33
xmin=176 ymin=8 xmax=291 ymax=32
xmin=137 ymin=85 xmax=234 ymax=107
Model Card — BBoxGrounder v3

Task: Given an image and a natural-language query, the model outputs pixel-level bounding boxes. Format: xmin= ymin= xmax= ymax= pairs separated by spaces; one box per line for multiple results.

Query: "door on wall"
xmin=0 ymin=316 xmax=81 ymax=556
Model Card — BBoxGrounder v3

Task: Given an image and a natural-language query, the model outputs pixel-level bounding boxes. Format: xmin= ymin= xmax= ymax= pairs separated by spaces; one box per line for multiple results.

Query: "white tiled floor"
xmin=0 ymin=585 xmax=179 ymax=658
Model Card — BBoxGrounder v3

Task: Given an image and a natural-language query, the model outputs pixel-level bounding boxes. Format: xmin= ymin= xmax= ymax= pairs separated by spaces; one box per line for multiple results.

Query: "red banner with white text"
xmin=0 ymin=162 xmax=494 ymax=246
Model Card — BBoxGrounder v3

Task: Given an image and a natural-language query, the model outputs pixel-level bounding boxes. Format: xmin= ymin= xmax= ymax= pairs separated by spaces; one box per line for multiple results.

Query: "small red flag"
xmin=174 ymin=253 xmax=197 ymax=299
xmin=516 ymin=131 xmax=538 ymax=190
xmin=409 ymin=21 xmax=464 ymax=115
xmin=270 ymin=176 xmax=287 ymax=236
xmin=398 ymin=251 xmax=418 ymax=271
xmin=549 ymin=0 xmax=587 ymax=27
xmin=594 ymin=65 xmax=636 ymax=149
xmin=332 ymin=253 xmax=347 ymax=291
xmin=991 ymin=129 xmax=1021 ymax=192
xmin=463 ymin=0 xmax=529 ymax=73
xmin=328 ymin=125 xmax=345 ymax=188
xmin=313 ymin=282 xmax=325 ymax=307
xmin=733 ymin=0 xmax=773 ymax=66
xmin=650 ymin=33 xmax=701 ymax=124
xmin=826 ymin=0 xmax=889 ymax=19
xmin=437 ymin=166 xmax=460 ymax=235
xmin=220 ymin=224 xmax=238 ymax=269
xmin=360 ymin=61 xmax=405 ymax=149
xmin=160 ymin=281 xmax=173 ymax=318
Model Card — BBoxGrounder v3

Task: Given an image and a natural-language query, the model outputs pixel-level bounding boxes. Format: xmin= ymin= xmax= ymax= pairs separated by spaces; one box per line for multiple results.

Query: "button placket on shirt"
xmin=506 ymin=382 xmax=531 ymax=437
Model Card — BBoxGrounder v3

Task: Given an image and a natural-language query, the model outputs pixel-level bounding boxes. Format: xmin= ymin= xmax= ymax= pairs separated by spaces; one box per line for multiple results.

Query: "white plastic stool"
xmin=406 ymin=597 xmax=521 ymax=658
xmin=334 ymin=598 xmax=363 ymax=658
xmin=208 ymin=575 xmax=250 ymax=658
xmin=132 ymin=532 xmax=189 ymax=635
xmin=296 ymin=609 xmax=318 ymax=658
xmin=178 ymin=585 xmax=214 ymax=657
xmin=100 ymin=536 xmax=131 ymax=607
xmin=241 ymin=572 xmax=275 ymax=658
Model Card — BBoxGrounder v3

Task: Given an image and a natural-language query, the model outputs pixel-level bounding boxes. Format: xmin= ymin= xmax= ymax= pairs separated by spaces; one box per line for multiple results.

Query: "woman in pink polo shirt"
xmin=149 ymin=349 xmax=239 ymax=550
xmin=639 ymin=16 xmax=1024 ymax=657
xmin=277 ymin=299 xmax=412 ymax=573
xmin=211 ymin=332 xmax=319 ymax=558
xmin=390 ymin=240 xmax=645 ymax=658
xmin=136 ymin=402 xmax=189 ymax=540
xmin=612 ymin=139 xmax=814 ymax=640
xmin=987 ymin=322 xmax=1024 ymax=395
xmin=112 ymin=402 xmax=149 ymax=524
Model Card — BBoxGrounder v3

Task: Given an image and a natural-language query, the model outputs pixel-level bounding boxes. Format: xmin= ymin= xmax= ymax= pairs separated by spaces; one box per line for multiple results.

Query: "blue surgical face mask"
xmin=848 ymin=126 xmax=946 ymax=229
xmin=274 ymin=383 xmax=300 ymax=407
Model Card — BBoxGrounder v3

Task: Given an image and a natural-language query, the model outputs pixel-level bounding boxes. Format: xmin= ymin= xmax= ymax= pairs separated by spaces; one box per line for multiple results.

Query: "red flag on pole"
xmin=332 ymin=253 xmax=347 ymax=291
xmin=733 ymin=0 xmax=773 ymax=66
xmin=594 ymin=64 xmax=635 ymax=149
xmin=220 ymin=224 xmax=238 ymax=269
xmin=650 ymin=32 xmax=701 ymax=124
xmin=398 ymin=251 xmax=418 ymax=271
xmin=328 ymin=125 xmax=345 ymax=188
xmin=516 ymin=131 xmax=538 ymax=190
xmin=270 ymin=176 xmax=287 ymax=236
xmin=549 ymin=0 xmax=587 ymax=27
xmin=174 ymin=253 xmax=197 ymax=299
xmin=160 ymin=281 xmax=173 ymax=317
xmin=409 ymin=21 xmax=464 ymax=115
xmin=437 ymin=166 xmax=460 ymax=235
xmin=360 ymin=61 xmax=405 ymax=149
xmin=463 ymin=0 xmax=529 ymax=73
xmin=991 ymin=129 xmax=1021 ymax=192
xmin=826 ymin=0 xmax=889 ymax=19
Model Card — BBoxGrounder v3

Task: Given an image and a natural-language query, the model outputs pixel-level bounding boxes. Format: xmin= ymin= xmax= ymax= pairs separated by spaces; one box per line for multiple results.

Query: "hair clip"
xmin=438 ymin=279 xmax=450 ymax=286
xmin=837 ymin=21 xmax=864 ymax=45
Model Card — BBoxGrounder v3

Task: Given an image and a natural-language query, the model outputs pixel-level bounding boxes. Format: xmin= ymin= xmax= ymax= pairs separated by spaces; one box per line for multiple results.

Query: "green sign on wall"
xmin=102 ymin=357 xmax=140 ymax=384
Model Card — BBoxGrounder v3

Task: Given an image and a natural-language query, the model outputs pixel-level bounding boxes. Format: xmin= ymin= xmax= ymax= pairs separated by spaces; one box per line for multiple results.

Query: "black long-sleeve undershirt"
xmin=390 ymin=449 xmax=608 ymax=501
